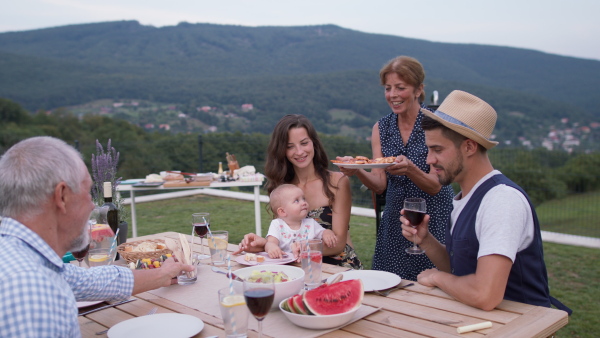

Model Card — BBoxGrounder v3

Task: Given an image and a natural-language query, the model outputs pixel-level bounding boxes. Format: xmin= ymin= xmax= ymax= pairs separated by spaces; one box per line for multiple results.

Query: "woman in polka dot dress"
xmin=338 ymin=56 xmax=453 ymax=280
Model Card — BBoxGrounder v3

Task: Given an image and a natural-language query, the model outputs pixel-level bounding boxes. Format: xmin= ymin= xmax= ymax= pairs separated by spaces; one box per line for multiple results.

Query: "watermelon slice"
xmin=91 ymin=223 xmax=115 ymax=242
xmin=292 ymin=294 xmax=309 ymax=315
xmin=303 ymin=279 xmax=363 ymax=316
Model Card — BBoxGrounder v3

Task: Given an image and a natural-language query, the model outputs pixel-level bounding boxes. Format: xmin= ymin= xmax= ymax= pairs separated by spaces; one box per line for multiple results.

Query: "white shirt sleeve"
xmin=305 ymin=218 xmax=325 ymax=239
xmin=266 ymin=219 xmax=283 ymax=241
xmin=476 ymin=185 xmax=534 ymax=262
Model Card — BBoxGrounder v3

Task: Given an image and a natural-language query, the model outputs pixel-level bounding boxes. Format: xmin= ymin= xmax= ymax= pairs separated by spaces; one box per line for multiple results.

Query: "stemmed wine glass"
xmin=404 ymin=198 xmax=426 ymax=255
xmin=243 ymin=278 xmax=275 ymax=338
xmin=72 ymin=218 xmax=93 ymax=266
xmin=192 ymin=213 xmax=211 ymax=259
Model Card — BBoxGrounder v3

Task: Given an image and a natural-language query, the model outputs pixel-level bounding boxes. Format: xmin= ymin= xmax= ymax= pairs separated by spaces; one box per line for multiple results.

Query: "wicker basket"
xmin=117 ymin=239 xmax=173 ymax=264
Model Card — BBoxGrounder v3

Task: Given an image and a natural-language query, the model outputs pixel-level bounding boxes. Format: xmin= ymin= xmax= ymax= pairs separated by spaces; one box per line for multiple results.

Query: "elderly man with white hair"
xmin=0 ymin=136 xmax=193 ymax=337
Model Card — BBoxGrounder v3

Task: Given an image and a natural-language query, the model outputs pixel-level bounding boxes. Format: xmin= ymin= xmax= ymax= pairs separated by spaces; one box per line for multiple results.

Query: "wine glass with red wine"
xmin=404 ymin=198 xmax=426 ymax=255
xmin=243 ymin=278 xmax=275 ymax=338
xmin=72 ymin=220 xmax=93 ymax=266
xmin=192 ymin=213 xmax=210 ymax=259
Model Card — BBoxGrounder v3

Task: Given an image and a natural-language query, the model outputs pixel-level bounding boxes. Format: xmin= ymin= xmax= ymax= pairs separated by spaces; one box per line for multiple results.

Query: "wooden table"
xmin=116 ymin=180 xmax=264 ymax=238
xmin=79 ymin=232 xmax=569 ymax=337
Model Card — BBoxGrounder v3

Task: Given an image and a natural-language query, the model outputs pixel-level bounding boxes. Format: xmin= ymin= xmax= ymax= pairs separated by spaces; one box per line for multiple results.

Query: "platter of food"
xmin=235 ymin=252 xmax=295 ymax=266
xmin=331 ymin=156 xmax=396 ymax=169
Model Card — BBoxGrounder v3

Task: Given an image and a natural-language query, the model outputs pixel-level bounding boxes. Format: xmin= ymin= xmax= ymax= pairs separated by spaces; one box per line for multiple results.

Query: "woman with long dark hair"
xmin=238 ymin=114 xmax=362 ymax=269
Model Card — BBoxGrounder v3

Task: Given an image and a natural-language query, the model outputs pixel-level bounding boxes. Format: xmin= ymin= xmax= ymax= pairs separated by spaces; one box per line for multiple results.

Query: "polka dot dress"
xmin=372 ymin=110 xmax=454 ymax=281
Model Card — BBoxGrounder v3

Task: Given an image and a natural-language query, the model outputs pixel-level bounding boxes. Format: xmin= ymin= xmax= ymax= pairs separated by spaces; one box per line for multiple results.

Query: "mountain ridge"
xmin=0 ymin=20 xmax=598 ymax=147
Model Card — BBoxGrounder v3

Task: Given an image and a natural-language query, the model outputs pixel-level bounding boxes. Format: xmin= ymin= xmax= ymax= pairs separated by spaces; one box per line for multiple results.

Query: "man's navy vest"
xmin=446 ymin=174 xmax=552 ymax=307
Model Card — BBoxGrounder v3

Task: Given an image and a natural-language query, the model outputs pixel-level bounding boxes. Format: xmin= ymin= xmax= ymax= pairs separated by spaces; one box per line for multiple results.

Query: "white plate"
xmin=332 ymin=162 xmax=393 ymax=169
xmin=327 ymin=270 xmax=401 ymax=292
xmin=108 ymin=313 xmax=204 ymax=338
xmin=235 ymin=252 xmax=295 ymax=266
xmin=76 ymin=300 xmax=103 ymax=308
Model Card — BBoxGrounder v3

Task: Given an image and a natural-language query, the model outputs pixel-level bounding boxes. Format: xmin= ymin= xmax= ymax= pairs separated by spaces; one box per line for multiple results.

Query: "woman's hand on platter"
xmin=336 ymin=156 xmax=359 ymax=177
xmin=385 ymin=155 xmax=411 ymax=176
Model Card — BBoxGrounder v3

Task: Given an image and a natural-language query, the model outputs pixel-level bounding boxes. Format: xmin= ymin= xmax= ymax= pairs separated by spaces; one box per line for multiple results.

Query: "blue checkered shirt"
xmin=0 ymin=217 xmax=134 ymax=337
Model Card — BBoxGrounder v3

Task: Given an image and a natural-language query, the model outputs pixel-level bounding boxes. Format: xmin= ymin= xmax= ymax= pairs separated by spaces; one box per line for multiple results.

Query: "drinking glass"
xmin=299 ymin=239 xmax=323 ymax=290
xmin=208 ymin=230 xmax=229 ymax=266
xmin=71 ymin=216 xmax=93 ymax=266
xmin=85 ymin=247 xmax=116 ymax=267
xmin=243 ymin=279 xmax=274 ymax=338
xmin=177 ymin=253 xmax=199 ymax=285
xmin=218 ymin=287 xmax=249 ymax=338
xmin=404 ymin=198 xmax=426 ymax=255
xmin=192 ymin=213 xmax=211 ymax=259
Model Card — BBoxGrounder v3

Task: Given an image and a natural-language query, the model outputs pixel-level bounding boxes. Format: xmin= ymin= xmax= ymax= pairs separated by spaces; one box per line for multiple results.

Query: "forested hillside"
xmin=1 ymin=21 xmax=599 ymax=148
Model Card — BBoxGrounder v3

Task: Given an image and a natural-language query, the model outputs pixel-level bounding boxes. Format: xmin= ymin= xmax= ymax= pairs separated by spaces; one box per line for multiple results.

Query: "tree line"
xmin=1 ymin=98 xmax=598 ymax=208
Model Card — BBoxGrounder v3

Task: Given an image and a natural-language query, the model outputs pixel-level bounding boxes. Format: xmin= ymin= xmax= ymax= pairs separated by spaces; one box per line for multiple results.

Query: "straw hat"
xmin=421 ymin=90 xmax=499 ymax=149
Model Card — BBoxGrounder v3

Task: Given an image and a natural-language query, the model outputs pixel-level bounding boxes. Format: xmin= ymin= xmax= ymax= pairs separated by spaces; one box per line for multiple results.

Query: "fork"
xmin=95 ymin=307 xmax=157 ymax=335
xmin=373 ymin=283 xmax=415 ymax=297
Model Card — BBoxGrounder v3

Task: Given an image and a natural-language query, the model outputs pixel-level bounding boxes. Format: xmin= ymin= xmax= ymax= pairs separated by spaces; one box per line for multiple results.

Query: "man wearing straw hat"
xmin=0 ymin=136 xmax=194 ymax=337
xmin=401 ymin=90 xmax=570 ymax=313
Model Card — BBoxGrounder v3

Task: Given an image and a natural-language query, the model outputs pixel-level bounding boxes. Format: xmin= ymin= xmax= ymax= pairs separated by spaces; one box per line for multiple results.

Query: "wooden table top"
xmin=79 ymin=232 xmax=568 ymax=337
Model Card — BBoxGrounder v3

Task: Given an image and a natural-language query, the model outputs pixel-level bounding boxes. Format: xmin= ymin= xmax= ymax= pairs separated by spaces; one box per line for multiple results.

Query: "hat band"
xmin=434 ymin=110 xmax=477 ymax=133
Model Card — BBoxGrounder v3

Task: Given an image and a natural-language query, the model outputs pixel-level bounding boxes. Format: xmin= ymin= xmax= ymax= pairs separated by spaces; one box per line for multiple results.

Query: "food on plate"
xmin=244 ymin=253 xmax=257 ymax=261
xmin=281 ymin=279 xmax=363 ymax=315
xmin=330 ymin=156 xmax=396 ymax=164
xmin=245 ymin=270 xmax=290 ymax=283
xmin=131 ymin=241 xmax=166 ymax=252
xmin=144 ymin=174 xmax=164 ymax=183
xmin=163 ymin=173 xmax=184 ymax=181
xmin=256 ymin=256 xmax=265 ymax=263
xmin=128 ymin=254 xmax=172 ymax=270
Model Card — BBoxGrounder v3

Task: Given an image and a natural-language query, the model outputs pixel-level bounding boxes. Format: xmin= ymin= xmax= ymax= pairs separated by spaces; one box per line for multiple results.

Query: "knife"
xmin=78 ymin=298 xmax=137 ymax=316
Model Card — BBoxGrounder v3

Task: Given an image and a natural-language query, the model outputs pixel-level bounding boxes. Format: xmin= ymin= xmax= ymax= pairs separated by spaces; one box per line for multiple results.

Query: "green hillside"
xmin=0 ymin=21 xmax=599 ymax=147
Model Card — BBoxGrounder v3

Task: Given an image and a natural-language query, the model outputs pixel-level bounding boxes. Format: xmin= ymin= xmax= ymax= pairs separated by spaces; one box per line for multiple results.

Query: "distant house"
xmin=144 ymin=123 xmax=155 ymax=129
xmin=113 ymin=102 xmax=124 ymax=108
xmin=159 ymin=124 xmax=171 ymax=131
xmin=241 ymin=103 xmax=254 ymax=112
xmin=178 ymin=113 xmax=187 ymax=118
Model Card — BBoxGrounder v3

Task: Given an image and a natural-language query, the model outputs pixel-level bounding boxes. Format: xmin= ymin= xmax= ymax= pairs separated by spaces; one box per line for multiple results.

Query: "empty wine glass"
xmin=243 ymin=278 xmax=274 ymax=338
xmin=192 ymin=213 xmax=210 ymax=259
xmin=404 ymin=198 xmax=426 ymax=255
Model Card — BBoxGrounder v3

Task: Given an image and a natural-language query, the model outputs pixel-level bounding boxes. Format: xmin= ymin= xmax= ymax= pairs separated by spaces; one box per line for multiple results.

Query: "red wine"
xmin=72 ymin=244 xmax=90 ymax=261
xmin=244 ymin=288 xmax=274 ymax=319
xmin=193 ymin=223 xmax=210 ymax=237
xmin=404 ymin=209 xmax=425 ymax=225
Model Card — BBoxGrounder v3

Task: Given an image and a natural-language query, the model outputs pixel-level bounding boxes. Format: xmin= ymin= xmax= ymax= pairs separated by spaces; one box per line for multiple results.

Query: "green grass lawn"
xmin=537 ymin=191 xmax=600 ymax=238
xmin=124 ymin=194 xmax=598 ymax=337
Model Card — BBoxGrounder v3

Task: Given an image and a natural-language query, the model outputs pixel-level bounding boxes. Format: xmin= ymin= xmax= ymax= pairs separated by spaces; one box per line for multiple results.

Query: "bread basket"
xmin=117 ymin=239 xmax=172 ymax=263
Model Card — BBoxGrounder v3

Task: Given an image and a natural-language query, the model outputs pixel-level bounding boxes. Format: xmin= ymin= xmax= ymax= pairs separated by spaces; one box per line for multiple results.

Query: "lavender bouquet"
xmin=91 ymin=139 xmax=126 ymax=222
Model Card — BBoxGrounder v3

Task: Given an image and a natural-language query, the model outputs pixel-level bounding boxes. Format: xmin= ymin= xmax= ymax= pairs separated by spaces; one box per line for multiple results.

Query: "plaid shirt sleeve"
xmin=64 ymin=264 xmax=134 ymax=302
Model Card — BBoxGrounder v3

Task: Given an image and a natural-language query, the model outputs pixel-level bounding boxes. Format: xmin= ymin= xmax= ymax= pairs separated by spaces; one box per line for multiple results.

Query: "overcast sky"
xmin=2 ymin=0 xmax=599 ymax=61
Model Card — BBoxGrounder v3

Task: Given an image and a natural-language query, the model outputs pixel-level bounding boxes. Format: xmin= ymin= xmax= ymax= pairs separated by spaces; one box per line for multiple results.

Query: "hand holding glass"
xmin=404 ymin=198 xmax=426 ymax=255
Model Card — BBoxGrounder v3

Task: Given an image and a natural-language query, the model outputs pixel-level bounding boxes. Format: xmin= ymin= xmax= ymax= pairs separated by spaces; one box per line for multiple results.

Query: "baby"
xmin=265 ymin=184 xmax=337 ymax=259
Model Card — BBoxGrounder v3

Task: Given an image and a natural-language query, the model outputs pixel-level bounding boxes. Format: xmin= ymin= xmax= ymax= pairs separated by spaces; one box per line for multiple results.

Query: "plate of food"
xmin=331 ymin=156 xmax=396 ymax=169
xmin=235 ymin=252 xmax=295 ymax=266
xmin=326 ymin=270 xmax=401 ymax=292
xmin=107 ymin=313 xmax=204 ymax=338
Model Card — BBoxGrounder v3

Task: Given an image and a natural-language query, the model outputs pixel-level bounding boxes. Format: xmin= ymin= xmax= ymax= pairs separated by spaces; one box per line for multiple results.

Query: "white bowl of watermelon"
xmin=279 ymin=279 xmax=364 ymax=330
xmin=232 ymin=264 xmax=304 ymax=310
